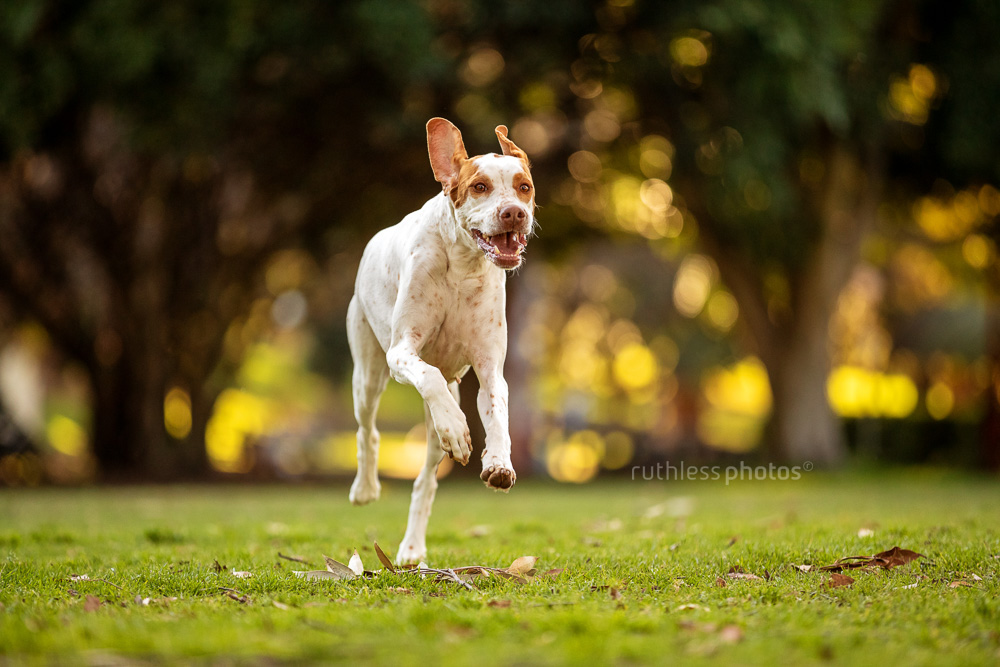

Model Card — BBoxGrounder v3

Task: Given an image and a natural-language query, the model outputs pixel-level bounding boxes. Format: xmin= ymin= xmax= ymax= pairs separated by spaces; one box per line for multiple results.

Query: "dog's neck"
xmin=427 ymin=192 xmax=502 ymax=279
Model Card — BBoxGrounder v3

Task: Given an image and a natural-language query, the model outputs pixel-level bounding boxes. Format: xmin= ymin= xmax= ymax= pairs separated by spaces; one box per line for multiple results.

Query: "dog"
xmin=346 ymin=117 xmax=535 ymax=564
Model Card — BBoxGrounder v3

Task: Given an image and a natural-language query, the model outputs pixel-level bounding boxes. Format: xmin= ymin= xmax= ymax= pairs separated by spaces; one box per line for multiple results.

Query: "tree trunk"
xmin=697 ymin=143 xmax=878 ymax=466
xmin=766 ymin=315 xmax=844 ymax=466
xmin=90 ymin=361 xmax=162 ymax=477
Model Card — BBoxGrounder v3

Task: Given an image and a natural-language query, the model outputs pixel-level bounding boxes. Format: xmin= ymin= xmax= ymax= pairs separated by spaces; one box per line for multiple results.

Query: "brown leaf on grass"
xmin=820 ymin=546 xmax=924 ymax=572
xmin=543 ymin=568 xmax=564 ymax=578
xmin=278 ymin=552 xmax=310 ymax=565
xmin=609 ymin=587 xmax=622 ymax=600
xmin=948 ymin=581 xmax=973 ymax=588
xmin=225 ymin=591 xmax=249 ymax=604
xmin=452 ymin=566 xmax=491 ymax=579
xmin=719 ymin=625 xmax=744 ymax=643
xmin=506 ymin=556 xmax=538 ymax=576
xmin=488 ymin=599 xmax=512 ymax=608
xmin=373 ymin=542 xmax=396 ymax=573
xmin=323 ymin=555 xmax=358 ymax=580
xmin=875 ymin=547 xmax=923 ymax=568
xmin=388 ymin=587 xmax=413 ymax=595
xmin=827 ymin=573 xmax=855 ymax=588
xmin=793 ymin=564 xmax=813 ymax=573
xmin=726 ymin=566 xmax=763 ymax=581
xmin=715 ymin=577 xmax=727 ymax=588
xmin=84 ymin=595 xmax=102 ymax=612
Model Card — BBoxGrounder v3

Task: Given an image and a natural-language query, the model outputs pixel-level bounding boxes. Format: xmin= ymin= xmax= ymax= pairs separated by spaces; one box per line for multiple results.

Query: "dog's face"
xmin=427 ymin=118 xmax=535 ymax=270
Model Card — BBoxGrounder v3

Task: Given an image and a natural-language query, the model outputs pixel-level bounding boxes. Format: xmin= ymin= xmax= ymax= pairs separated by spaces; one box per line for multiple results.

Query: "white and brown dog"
xmin=346 ymin=117 xmax=535 ymax=564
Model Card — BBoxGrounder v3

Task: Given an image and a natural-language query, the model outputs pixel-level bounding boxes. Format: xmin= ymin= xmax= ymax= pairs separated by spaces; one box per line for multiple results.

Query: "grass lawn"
xmin=1 ymin=470 xmax=999 ymax=665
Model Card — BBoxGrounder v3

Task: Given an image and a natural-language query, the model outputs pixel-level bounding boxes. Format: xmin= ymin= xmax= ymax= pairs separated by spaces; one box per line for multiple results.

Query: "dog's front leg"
xmin=475 ymin=362 xmax=516 ymax=491
xmin=386 ymin=335 xmax=472 ymax=465
xmin=395 ymin=389 xmax=455 ymax=565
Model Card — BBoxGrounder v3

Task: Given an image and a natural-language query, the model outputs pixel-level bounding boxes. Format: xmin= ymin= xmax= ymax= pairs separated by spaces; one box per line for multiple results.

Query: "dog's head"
xmin=426 ymin=117 xmax=535 ymax=270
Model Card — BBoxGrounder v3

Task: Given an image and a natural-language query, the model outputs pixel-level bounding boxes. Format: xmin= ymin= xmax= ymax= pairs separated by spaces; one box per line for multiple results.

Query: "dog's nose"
xmin=500 ymin=205 xmax=526 ymax=226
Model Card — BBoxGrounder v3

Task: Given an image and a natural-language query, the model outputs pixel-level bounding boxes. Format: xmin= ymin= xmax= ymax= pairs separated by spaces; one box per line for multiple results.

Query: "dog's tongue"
xmin=494 ymin=231 xmax=520 ymax=254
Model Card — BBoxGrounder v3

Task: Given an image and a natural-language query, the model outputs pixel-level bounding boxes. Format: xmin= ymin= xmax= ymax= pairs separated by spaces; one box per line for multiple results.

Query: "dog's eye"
xmin=473 ymin=183 xmax=488 ymax=193
xmin=519 ymin=183 xmax=532 ymax=193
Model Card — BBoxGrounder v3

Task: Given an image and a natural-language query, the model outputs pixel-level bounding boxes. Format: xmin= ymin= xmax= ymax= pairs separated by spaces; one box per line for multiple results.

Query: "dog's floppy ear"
xmin=427 ymin=118 xmax=468 ymax=190
xmin=495 ymin=125 xmax=528 ymax=162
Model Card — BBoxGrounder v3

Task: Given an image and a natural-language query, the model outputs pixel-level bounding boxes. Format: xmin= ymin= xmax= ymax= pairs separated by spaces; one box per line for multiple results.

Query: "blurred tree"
xmin=579 ymin=0 xmax=1000 ymax=464
xmin=0 ymin=1 xmax=460 ymax=476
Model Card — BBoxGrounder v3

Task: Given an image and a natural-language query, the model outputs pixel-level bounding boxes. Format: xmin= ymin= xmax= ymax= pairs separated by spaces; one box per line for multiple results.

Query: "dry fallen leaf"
xmin=506 ymin=556 xmax=538 ymax=576
xmin=323 ymin=555 xmax=357 ymax=580
xmin=231 ymin=569 xmax=253 ymax=579
xmin=715 ymin=577 xmax=727 ymax=588
xmin=726 ymin=566 xmax=763 ymax=581
xmin=793 ymin=564 xmax=813 ymax=573
xmin=84 ymin=595 xmax=102 ymax=612
xmin=488 ymin=599 xmax=512 ymax=608
xmin=609 ymin=587 xmax=622 ymax=601
xmin=388 ymin=587 xmax=412 ymax=595
xmin=948 ymin=581 xmax=973 ymax=588
xmin=543 ymin=568 xmax=564 ymax=578
xmin=348 ymin=550 xmax=364 ymax=577
xmin=827 ymin=573 xmax=855 ymax=588
xmin=373 ymin=542 xmax=396 ymax=573
xmin=819 ymin=546 xmax=924 ymax=572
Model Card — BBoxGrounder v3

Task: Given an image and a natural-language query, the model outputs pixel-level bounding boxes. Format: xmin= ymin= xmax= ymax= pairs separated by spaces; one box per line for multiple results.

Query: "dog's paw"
xmin=433 ymin=411 xmax=472 ymax=465
xmin=480 ymin=464 xmax=516 ymax=491
xmin=395 ymin=539 xmax=426 ymax=566
xmin=349 ymin=475 xmax=381 ymax=505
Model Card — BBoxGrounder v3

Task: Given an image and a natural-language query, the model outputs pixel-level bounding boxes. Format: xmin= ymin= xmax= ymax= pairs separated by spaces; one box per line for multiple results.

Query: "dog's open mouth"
xmin=472 ymin=229 xmax=527 ymax=269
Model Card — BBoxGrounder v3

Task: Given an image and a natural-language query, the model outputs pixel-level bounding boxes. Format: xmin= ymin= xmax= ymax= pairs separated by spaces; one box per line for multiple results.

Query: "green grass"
xmin=1 ymin=470 xmax=999 ymax=665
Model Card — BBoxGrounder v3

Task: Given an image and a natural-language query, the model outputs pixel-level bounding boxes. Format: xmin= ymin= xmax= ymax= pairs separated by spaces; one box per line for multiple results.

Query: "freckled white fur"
xmin=347 ymin=142 xmax=533 ymax=565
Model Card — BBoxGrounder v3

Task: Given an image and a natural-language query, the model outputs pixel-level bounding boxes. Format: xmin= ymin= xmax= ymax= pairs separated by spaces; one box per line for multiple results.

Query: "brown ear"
xmin=495 ymin=125 xmax=528 ymax=161
xmin=427 ymin=118 xmax=468 ymax=189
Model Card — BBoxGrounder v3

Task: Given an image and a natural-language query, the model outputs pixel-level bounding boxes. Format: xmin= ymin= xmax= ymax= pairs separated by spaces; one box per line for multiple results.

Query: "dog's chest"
xmin=419 ymin=271 xmax=505 ymax=378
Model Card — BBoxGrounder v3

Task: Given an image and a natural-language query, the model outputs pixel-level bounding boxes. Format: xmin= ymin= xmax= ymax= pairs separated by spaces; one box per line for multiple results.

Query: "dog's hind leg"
xmin=348 ymin=296 xmax=389 ymax=506
xmin=396 ymin=382 xmax=455 ymax=564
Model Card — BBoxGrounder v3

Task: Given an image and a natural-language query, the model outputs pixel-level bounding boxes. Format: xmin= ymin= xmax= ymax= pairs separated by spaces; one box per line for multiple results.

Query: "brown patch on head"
xmin=449 ymin=156 xmax=492 ymax=208
xmin=495 ymin=125 xmax=531 ymax=172
xmin=513 ymin=170 xmax=534 ymax=205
